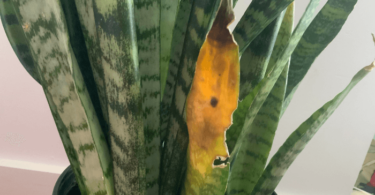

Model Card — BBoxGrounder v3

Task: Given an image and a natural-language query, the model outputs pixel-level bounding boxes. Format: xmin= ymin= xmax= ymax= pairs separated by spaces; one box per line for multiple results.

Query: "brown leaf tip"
xmin=364 ymin=61 xmax=375 ymax=71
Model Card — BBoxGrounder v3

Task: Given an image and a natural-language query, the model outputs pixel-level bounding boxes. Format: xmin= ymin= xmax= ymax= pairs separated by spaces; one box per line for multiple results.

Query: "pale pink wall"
xmin=0 ymin=19 xmax=69 ymax=167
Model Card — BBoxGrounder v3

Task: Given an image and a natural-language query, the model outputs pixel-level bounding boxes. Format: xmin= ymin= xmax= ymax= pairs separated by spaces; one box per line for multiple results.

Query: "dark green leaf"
xmin=230 ymin=0 xmax=320 ymax=162
xmin=232 ymin=0 xmax=293 ymax=55
xmin=239 ymin=10 xmax=285 ymax=100
xmin=283 ymin=0 xmax=358 ymax=115
xmin=252 ymin=63 xmax=374 ymax=195
xmin=226 ymin=4 xmax=294 ymax=194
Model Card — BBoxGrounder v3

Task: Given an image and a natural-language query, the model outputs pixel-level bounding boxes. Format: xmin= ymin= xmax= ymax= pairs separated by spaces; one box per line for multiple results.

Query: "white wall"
xmin=0 ymin=0 xmax=374 ymax=194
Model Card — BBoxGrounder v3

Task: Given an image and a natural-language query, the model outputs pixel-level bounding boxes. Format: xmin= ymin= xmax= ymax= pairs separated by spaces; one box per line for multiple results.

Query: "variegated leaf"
xmin=230 ymin=0 xmax=321 ymax=161
xmin=134 ymin=0 xmax=161 ymax=194
xmin=283 ymin=0 xmax=358 ymax=115
xmin=238 ymin=11 xmax=285 ymax=100
xmin=232 ymin=0 xmax=293 ymax=55
xmin=160 ymin=0 xmax=180 ymax=98
xmin=74 ymin=0 xmax=146 ymax=194
xmin=8 ymin=0 xmax=114 ymax=194
xmin=252 ymin=63 xmax=374 ymax=195
xmin=0 ymin=0 xmax=40 ymax=84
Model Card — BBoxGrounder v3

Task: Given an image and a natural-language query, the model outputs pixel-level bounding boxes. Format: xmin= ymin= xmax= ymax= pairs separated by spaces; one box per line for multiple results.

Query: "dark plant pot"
xmin=53 ymin=165 xmax=278 ymax=195
xmin=53 ymin=165 xmax=81 ymax=195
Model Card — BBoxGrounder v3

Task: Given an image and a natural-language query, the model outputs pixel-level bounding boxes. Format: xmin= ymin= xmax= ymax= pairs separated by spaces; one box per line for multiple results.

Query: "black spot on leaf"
xmin=210 ymin=97 xmax=218 ymax=107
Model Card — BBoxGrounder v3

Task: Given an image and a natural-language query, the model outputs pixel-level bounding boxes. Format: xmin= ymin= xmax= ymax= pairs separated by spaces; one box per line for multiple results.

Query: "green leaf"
xmin=252 ymin=63 xmax=374 ymax=195
xmin=226 ymin=4 xmax=294 ymax=194
xmin=73 ymin=0 xmax=110 ymax=133
xmin=232 ymin=0 xmax=293 ymax=55
xmin=239 ymin=10 xmax=285 ymax=100
xmin=0 ymin=0 xmax=40 ymax=84
xmin=160 ymin=0 xmax=180 ymax=99
xmin=159 ymin=0 xmax=221 ymax=194
xmin=134 ymin=0 xmax=161 ymax=194
xmin=59 ymin=0 xmax=109 ymax=148
xmin=227 ymin=62 xmax=289 ymax=195
xmin=230 ymin=0 xmax=321 ymax=161
xmin=283 ymin=0 xmax=358 ymax=115
xmin=266 ymin=2 xmax=295 ymax=75
xmin=74 ymin=0 xmax=146 ymax=193
xmin=8 ymin=0 xmax=115 ymax=194
xmin=160 ymin=0 xmax=193 ymax=142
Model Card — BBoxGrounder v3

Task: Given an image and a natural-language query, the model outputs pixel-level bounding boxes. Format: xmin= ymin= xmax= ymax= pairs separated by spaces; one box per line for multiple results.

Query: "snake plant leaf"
xmin=8 ymin=0 xmax=115 ymax=194
xmin=74 ymin=0 xmax=146 ymax=193
xmin=159 ymin=0 xmax=194 ymax=193
xmin=160 ymin=0 xmax=180 ymax=98
xmin=0 ymin=0 xmax=40 ymax=84
xmin=160 ymin=0 xmax=193 ymax=142
xmin=134 ymin=0 xmax=161 ymax=194
xmin=239 ymin=11 xmax=285 ymax=100
xmin=73 ymin=0 xmax=109 ymax=131
xmin=160 ymin=0 xmax=222 ymax=194
xmin=226 ymin=4 xmax=294 ymax=194
xmin=227 ymin=64 xmax=289 ymax=195
xmin=182 ymin=0 xmax=238 ymax=194
xmin=232 ymin=0 xmax=293 ymax=55
xmin=252 ymin=63 xmax=374 ymax=195
xmin=230 ymin=0 xmax=320 ymax=160
xmin=266 ymin=2 xmax=295 ymax=75
xmin=283 ymin=0 xmax=358 ymax=115
xmin=59 ymin=0 xmax=109 ymax=145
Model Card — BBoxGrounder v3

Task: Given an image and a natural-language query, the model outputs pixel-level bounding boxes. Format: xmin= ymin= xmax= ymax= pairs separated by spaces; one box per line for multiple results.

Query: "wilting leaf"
xmin=0 ymin=0 xmax=40 ymax=84
xmin=239 ymin=11 xmax=285 ymax=100
xmin=283 ymin=0 xmax=358 ymax=115
xmin=159 ymin=0 xmax=221 ymax=194
xmin=8 ymin=0 xmax=115 ymax=194
xmin=134 ymin=1 xmax=161 ymax=194
xmin=226 ymin=4 xmax=294 ymax=194
xmin=252 ymin=63 xmax=374 ymax=195
xmin=160 ymin=0 xmax=180 ymax=98
xmin=182 ymin=0 xmax=239 ymax=194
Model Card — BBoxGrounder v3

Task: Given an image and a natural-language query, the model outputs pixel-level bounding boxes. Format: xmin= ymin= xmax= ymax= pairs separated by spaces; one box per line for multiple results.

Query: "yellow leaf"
xmin=183 ymin=0 xmax=239 ymax=194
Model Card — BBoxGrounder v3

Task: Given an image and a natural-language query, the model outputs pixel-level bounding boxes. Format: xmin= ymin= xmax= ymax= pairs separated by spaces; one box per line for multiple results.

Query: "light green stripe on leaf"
xmin=0 ymin=0 xmax=40 ymax=84
xmin=8 ymin=0 xmax=114 ymax=194
xmin=91 ymin=0 xmax=146 ymax=194
xmin=252 ymin=63 xmax=374 ymax=195
xmin=134 ymin=0 xmax=161 ymax=194
xmin=283 ymin=0 xmax=358 ymax=115
xmin=160 ymin=0 xmax=180 ymax=98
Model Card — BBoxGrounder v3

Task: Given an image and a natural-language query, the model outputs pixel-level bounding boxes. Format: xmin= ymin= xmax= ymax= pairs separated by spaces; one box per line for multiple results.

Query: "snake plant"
xmin=1 ymin=0 xmax=373 ymax=194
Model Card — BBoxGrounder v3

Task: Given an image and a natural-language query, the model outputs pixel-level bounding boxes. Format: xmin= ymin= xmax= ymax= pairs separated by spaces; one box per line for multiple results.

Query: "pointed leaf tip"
xmin=365 ymin=61 xmax=375 ymax=71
